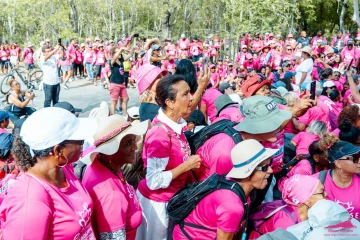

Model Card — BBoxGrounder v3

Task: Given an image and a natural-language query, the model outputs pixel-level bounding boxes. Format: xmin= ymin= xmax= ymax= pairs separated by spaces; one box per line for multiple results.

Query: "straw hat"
xmin=144 ymin=38 xmax=160 ymax=50
xmin=81 ymin=115 xmax=150 ymax=165
xmin=301 ymin=46 xmax=312 ymax=55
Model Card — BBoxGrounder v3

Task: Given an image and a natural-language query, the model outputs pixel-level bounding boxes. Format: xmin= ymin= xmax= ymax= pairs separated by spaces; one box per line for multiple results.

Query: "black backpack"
xmin=73 ymin=161 xmax=87 ymax=182
xmin=276 ymin=155 xmax=316 ymax=180
xmin=167 ymin=173 xmax=249 ymax=239
xmin=186 ymin=119 xmax=242 ymax=155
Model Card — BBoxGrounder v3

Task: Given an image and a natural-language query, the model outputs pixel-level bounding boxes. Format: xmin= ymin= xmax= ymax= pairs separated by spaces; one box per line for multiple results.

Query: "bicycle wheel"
xmin=30 ymin=70 xmax=43 ymax=85
xmin=0 ymin=74 xmax=14 ymax=95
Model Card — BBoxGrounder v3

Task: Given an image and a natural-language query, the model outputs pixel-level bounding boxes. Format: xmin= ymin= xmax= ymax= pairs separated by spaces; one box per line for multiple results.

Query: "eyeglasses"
xmin=11 ymin=83 xmax=20 ymax=87
xmin=340 ymin=153 xmax=360 ymax=164
xmin=62 ymin=140 xmax=85 ymax=146
xmin=334 ymin=74 xmax=340 ymax=78
xmin=255 ymin=159 xmax=273 ymax=172
xmin=312 ymin=189 xmax=326 ymax=198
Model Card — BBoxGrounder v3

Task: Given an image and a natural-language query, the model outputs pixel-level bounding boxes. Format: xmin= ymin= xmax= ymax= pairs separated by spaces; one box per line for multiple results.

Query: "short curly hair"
xmin=338 ymin=105 xmax=360 ymax=125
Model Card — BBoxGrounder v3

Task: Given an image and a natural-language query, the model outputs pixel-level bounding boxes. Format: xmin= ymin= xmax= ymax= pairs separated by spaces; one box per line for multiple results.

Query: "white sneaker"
xmin=61 ymin=83 xmax=69 ymax=90
xmin=94 ymin=81 xmax=97 ymax=86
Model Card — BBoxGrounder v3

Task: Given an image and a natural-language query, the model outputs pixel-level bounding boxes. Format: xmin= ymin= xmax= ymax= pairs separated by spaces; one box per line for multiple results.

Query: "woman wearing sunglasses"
xmin=173 ymin=139 xmax=277 ymax=240
xmin=249 ymin=174 xmax=326 ymax=238
xmin=314 ymin=140 xmax=360 ymax=221
xmin=0 ymin=108 xmax=97 ymax=239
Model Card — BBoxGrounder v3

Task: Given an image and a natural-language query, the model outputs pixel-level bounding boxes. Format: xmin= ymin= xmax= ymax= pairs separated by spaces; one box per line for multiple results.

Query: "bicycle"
xmin=0 ymin=68 xmax=43 ymax=95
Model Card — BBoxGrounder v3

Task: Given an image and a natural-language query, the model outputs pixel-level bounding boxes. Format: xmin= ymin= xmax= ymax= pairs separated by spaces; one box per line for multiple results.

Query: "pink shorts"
xmin=109 ymin=83 xmax=128 ymax=100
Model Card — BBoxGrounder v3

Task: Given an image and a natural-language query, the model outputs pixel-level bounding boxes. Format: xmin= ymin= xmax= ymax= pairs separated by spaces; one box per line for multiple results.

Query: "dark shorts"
xmin=192 ymin=54 xmax=203 ymax=62
xmin=25 ymin=63 xmax=35 ymax=71
xmin=0 ymin=60 xmax=9 ymax=69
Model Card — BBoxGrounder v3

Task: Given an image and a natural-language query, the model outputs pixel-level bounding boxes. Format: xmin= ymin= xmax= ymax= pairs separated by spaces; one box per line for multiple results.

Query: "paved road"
xmin=0 ymin=77 xmax=140 ymax=117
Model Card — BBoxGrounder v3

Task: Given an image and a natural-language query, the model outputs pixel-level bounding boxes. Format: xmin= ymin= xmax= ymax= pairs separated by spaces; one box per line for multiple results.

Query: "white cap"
xmin=27 ymin=42 xmax=33 ymax=47
xmin=323 ymin=81 xmax=336 ymax=88
xmin=332 ymin=68 xmax=340 ymax=73
xmin=181 ymin=33 xmax=186 ymax=38
xmin=20 ymin=108 xmax=97 ymax=151
xmin=127 ymin=107 xmax=140 ymax=119
xmin=40 ymin=41 xmax=46 ymax=46
xmin=268 ymin=40 xmax=275 ymax=45
xmin=241 ymin=45 xmax=247 ymax=49
xmin=95 ymin=36 xmax=100 ymax=41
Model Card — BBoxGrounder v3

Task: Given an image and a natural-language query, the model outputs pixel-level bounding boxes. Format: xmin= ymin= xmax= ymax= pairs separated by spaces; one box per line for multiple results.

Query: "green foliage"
xmin=0 ymin=0 xmax=357 ymax=46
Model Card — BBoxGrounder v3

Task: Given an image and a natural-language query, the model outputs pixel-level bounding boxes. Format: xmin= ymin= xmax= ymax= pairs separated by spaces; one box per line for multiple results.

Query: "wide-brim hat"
xmin=301 ymin=46 xmax=312 ymax=55
xmin=236 ymin=96 xmax=292 ymax=134
xmin=135 ymin=64 xmax=167 ymax=95
xmin=215 ymin=94 xmax=238 ymax=116
xmin=81 ymin=115 xmax=150 ymax=165
xmin=227 ymin=139 xmax=278 ymax=179
xmin=241 ymin=75 xmax=271 ymax=98
xmin=144 ymin=38 xmax=160 ymax=50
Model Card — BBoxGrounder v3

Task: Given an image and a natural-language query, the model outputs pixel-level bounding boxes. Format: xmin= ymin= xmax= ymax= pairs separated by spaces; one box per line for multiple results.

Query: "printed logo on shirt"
xmin=335 ymin=199 xmax=359 ymax=219
xmin=74 ymin=202 xmax=95 ymax=240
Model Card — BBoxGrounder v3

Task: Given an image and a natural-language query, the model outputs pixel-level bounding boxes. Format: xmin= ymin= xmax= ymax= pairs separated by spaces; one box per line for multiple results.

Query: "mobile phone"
xmin=310 ymin=81 xmax=316 ymax=100
xmin=58 ymin=38 xmax=62 ymax=45
xmin=347 ymin=59 xmax=354 ymax=71
xmin=202 ymin=56 xmax=209 ymax=71
xmin=133 ymin=33 xmax=139 ymax=38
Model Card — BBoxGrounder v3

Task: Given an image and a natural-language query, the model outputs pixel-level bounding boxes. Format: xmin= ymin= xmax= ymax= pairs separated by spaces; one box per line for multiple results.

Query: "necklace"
xmin=174 ymin=132 xmax=191 ymax=160
xmin=98 ymin=157 xmax=134 ymax=198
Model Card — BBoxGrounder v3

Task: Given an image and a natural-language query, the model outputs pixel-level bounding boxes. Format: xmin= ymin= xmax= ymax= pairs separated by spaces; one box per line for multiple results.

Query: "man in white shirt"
xmin=40 ymin=44 xmax=61 ymax=107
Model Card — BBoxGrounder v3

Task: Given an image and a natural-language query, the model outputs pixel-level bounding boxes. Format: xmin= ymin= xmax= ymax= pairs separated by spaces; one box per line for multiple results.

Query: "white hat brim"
xmin=81 ymin=120 xmax=150 ymax=165
xmin=226 ymin=148 xmax=279 ymax=179
xmin=68 ymin=118 xmax=97 ymax=141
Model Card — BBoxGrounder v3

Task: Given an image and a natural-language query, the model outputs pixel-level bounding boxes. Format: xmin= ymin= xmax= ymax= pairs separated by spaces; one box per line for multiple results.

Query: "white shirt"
xmin=295 ymin=58 xmax=313 ymax=85
xmin=40 ymin=55 xmax=59 ymax=85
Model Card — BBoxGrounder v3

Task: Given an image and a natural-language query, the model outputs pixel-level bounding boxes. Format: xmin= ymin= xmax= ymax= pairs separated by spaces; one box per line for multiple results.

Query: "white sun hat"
xmin=226 ymin=139 xmax=279 ymax=179
xmin=80 ymin=115 xmax=150 ymax=165
xmin=20 ymin=108 xmax=97 ymax=151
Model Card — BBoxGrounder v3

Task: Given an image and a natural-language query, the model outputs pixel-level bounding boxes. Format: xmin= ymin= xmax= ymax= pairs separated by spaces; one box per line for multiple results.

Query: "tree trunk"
xmin=340 ymin=0 xmax=348 ymax=32
xmin=121 ymin=10 xmax=125 ymax=35
xmin=162 ymin=11 xmax=171 ymax=39
xmin=68 ymin=0 xmax=79 ymax=33
xmin=353 ymin=0 xmax=360 ymax=27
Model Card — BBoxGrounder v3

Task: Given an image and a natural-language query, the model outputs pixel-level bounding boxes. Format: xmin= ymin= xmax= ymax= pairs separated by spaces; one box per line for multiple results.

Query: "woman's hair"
xmin=306 ymin=120 xmax=328 ymax=137
xmin=306 ymin=81 xmax=323 ymax=97
xmin=11 ymin=133 xmax=64 ymax=171
xmin=110 ymin=46 xmax=117 ymax=57
xmin=280 ymin=78 xmax=294 ymax=92
xmin=338 ymin=119 xmax=360 ymax=144
xmin=283 ymin=92 xmax=297 ymax=107
xmin=139 ymin=89 xmax=152 ymax=103
xmin=155 ymin=74 xmax=186 ymax=109
xmin=338 ymin=105 xmax=360 ymax=125
xmin=8 ymin=78 xmax=16 ymax=87
xmin=309 ymin=133 xmax=339 ymax=157
xmin=329 ymin=89 xmax=340 ymax=101
xmin=175 ymin=59 xmax=197 ymax=94
xmin=321 ymin=68 xmax=333 ymax=79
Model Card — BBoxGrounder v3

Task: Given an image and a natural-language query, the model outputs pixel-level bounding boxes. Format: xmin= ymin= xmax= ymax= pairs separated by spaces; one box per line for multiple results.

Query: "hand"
xmin=55 ymin=44 xmax=61 ymax=51
xmin=28 ymin=94 xmax=35 ymax=100
xmin=185 ymin=155 xmax=201 ymax=171
xmin=346 ymin=67 xmax=352 ymax=77
xmin=197 ymin=66 xmax=210 ymax=91
xmin=292 ymin=98 xmax=313 ymax=118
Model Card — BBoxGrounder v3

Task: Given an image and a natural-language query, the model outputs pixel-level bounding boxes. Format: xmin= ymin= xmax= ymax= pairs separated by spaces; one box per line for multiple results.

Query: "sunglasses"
xmin=340 ymin=153 xmax=360 ymax=164
xmin=312 ymin=189 xmax=326 ymax=198
xmin=62 ymin=140 xmax=85 ymax=146
xmin=334 ymin=74 xmax=340 ymax=77
xmin=255 ymin=159 xmax=273 ymax=172
xmin=287 ymin=48 xmax=292 ymax=51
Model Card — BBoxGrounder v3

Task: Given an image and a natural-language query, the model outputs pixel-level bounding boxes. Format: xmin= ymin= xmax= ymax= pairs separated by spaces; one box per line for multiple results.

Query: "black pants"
xmin=74 ymin=63 xmax=84 ymax=76
xmin=43 ymin=83 xmax=60 ymax=107
xmin=123 ymin=72 xmax=129 ymax=88
xmin=8 ymin=107 xmax=36 ymax=123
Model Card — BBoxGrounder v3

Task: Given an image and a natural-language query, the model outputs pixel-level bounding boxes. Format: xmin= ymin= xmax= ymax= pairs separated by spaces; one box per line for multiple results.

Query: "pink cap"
xmin=245 ymin=53 xmax=253 ymax=59
xmin=276 ymin=34 xmax=281 ymax=38
xmin=269 ymin=33 xmax=274 ymax=37
xmin=242 ymin=45 xmax=247 ymax=49
xmin=274 ymin=43 xmax=281 ymax=48
xmin=134 ymin=64 xmax=167 ymax=95
xmin=282 ymin=174 xmax=320 ymax=206
xmin=210 ymin=64 xmax=216 ymax=69
xmin=288 ymin=34 xmax=293 ymax=38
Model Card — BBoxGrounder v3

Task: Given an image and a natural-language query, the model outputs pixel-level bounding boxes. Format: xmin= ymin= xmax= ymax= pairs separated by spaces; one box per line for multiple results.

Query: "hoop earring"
xmin=55 ymin=155 xmax=69 ymax=168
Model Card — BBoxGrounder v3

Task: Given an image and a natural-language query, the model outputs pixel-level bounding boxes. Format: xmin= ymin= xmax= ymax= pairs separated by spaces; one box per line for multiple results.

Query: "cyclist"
xmin=22 ymin=42 xmax=35 ymax=78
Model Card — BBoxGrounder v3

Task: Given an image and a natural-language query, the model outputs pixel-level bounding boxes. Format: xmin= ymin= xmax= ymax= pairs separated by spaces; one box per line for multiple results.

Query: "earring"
xmin=55 ymin=155 xmax=69 ymax=168
xmin=170 ymin=108 xmax=174 ymax=117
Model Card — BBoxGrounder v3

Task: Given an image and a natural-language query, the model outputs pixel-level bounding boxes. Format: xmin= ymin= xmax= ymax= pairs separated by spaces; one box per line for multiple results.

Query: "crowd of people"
xmin=0 ymin=28 xmax=360 ymax=240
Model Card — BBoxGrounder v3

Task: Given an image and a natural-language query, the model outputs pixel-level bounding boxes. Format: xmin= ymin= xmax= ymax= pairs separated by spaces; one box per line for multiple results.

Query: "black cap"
xmin=193 ymin=35 xmax=198 ymax=40
xmin=187 ymin=110 xmax=206 ymax=126
xmin=328 ymin=141 xmax=360 ymax=163
xmin=54 ymin=101 xmax=82 ymax=113
xmin=247 ymin=68 xmax=254 ymax=73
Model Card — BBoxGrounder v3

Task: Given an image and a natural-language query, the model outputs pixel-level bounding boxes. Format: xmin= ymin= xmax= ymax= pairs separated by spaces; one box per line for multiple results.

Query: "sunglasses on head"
xmin=255 ymin=159 xmax=273 ymax=172
xmin=340 ymin=152 xmax=360 ymax=164
xmin=62 ymin=140 xmax=85 ymax=146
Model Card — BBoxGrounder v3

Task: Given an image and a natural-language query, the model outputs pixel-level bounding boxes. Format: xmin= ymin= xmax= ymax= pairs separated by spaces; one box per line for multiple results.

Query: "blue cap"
xmin=272 ymin=81 xmax=286 ymax=89
xmin=63 ymin=40 xmax=69 ymax=45
xmin=284 ymin=72 xmax=296 ymax=79
xmin=0 ymin=111 xmax=9 ymax=122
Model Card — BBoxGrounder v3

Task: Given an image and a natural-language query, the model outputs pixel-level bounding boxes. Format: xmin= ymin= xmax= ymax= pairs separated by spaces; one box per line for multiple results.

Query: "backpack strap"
xmin=306 ymin=158 xmax=316 ymax=175
xmin=281 ymin=205 xmax=300 ymax=224
xmin=318 ymin=170 xmax=328 ymax=185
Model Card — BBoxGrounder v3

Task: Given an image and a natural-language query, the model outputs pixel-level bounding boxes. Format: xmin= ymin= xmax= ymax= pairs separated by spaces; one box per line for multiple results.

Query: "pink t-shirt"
xmin=100 ymin=67 xmax=110 ymax=79
xmin=313 ymin=171 xmax=360 ymax=220
xmin=84 ymin=49 xmax=95 ymax=63
xmin=22 ymin=48 xmax=34 ymax=64
xmin=163 ymin=59 xmax=176 ymax=74
xmin=214 ymin=106 xmax=244 ymax=123
xmin=249 ymin=205 xmax=301 ymax=239
xmin=210 ymin=72 xmax=219 ymax=86
xmin=201 ymin=88 xmax=223 ymax=123
xmin=190 ymin=41 xmax=203 ymax=56
xmin=74 ymin=50 xmax=83 ymax=64
xmin=0 ymin=165 xmax=95 ymax=239
xmin=165 ymin=44 xmax=177 ymax=57
xmin=0 ymin=50 xmax=8 ymax=61
xmin=298 ymin=105 xmax=331 ymax=131
xmin=278 ymin=160 xmax=318 ymax=192
xmin=340 ymin=47 xmax=359 ymax=67
xmin=250 ymin=40 xmax=263 ymax=52
xmin=292 ymin=132 xmax=320 ymax=155
xmin=332 ymin=128 xmax=340 ymax=137
xmin=318 ymin=95 xmax=343 ymax=117
xmin=95 ymin=51 xmax=106 ymax=66
xmin=137 ymin=116 xmax=191 ymax=202
xmin=195 ymin=133 xmax=236 ymax=181
xmin=172 ymin=189 xmax=245 ymax=239
xmin=262 ymin=130 xmax=285 ymax=174
xmin=236 ymin=51 xmax=247 ymax=66
xmin=82 ymin=158 xmax=142 ymax=240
